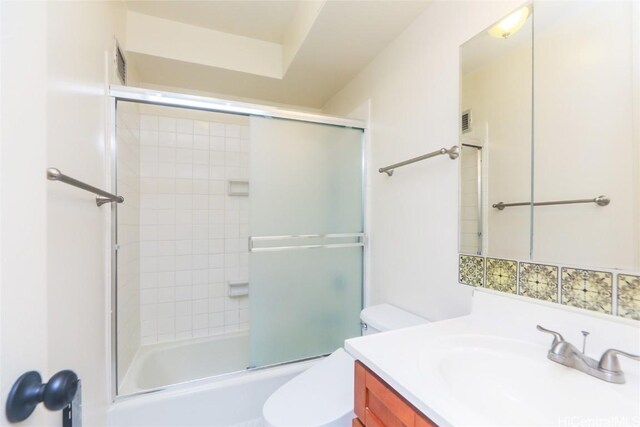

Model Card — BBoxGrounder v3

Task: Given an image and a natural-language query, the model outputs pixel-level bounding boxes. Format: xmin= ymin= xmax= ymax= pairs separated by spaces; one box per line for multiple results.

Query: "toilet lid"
xmin=263 ymin=348 xmax=355 ymax=427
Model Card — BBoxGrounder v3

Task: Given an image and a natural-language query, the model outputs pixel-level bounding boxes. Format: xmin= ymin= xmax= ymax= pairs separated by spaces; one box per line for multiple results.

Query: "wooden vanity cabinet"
xmin=353 ymin=361 xmax=437 ymax=427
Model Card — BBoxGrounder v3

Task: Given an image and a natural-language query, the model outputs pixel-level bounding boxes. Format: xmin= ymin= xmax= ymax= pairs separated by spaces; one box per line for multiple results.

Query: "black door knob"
xmin=42 ymin=370 xmax=79 ymax=411
xmin=6 ymin=370 xmax=79 ymax=423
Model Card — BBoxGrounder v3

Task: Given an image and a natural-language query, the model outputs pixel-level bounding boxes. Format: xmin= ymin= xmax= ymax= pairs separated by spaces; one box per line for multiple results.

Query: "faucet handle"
xmin=598 ymin=349 xmax=640 ymax=372
xmin=536 ymin=325 xmax=565 ymax=346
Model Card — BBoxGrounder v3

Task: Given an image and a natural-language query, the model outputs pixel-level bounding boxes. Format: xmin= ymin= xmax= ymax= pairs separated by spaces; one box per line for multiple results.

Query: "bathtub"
xmin=108 ymin=359 xmax=317 ymax=427
xmin=119 ymin=331 xmax=250 ymax=394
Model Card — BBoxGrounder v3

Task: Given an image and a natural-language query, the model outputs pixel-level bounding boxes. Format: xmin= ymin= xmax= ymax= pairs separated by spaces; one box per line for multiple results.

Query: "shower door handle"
xmin=248 ymin=233 xmax=365 ymax=252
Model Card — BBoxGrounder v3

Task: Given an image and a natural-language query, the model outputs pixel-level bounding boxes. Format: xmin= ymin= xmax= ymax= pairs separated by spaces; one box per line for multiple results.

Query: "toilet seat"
xmin=262 ymin=348 xmax=355 ymax=427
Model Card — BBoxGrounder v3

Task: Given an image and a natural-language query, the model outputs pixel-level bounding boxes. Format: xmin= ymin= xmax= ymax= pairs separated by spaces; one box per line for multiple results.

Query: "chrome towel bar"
xmin=493 ymin=195 xmax=610 ymax=210
xmin=46 ymin=167 xmax=124 ymax=207
xmin=378 ymin=145 xmax=460 ymax=176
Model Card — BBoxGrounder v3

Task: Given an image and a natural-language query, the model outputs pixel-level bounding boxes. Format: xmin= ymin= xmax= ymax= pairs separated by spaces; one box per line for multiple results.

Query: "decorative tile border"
xmin=561 ymin=268 xmax=612 ymax=314
xmin=617 ymin=274 xmax=640 ymax=320
xmin=459 ymin=255 xmax=484 ymax=287
xmin=458 ymin=254 xmax=640 ymax=321
xmin=486 ymin=258 xmax=517 ymax=294
xmin=519 ymin=262 xmax=558 ymax=303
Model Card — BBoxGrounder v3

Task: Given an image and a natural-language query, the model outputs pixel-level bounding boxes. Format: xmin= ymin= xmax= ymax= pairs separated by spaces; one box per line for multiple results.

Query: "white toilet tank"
xmin=360 ymin=303 xmax=430 ymax=336
xmin=262 ymin=304 xmax=429 ymax=427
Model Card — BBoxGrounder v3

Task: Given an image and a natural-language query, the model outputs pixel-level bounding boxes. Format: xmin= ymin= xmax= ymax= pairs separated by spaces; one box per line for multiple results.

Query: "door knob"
xmin=5 ymin=370 xmax=79 ymax=423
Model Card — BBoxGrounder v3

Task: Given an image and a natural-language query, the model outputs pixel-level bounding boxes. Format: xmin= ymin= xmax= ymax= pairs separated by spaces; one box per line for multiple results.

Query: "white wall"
xmin=323 ymin=1 xmax=526 ymax=321
xmin=0 ymin=0 xmax=3 ymax=416
xmin=1 ymin=2 xmax=50 ymax=425
xmin=1 ymin=1 xmax=129 ymax=425
xmin=46 ymin=2 xmax=129 ymax=423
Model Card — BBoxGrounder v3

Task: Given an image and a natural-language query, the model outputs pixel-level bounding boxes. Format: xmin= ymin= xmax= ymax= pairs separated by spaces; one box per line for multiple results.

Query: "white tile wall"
xmin=116 ymin=102 xmax=141 ymax=380
xmin=138 ymin=110 xmax=250 ymax=345
xmin=460 ymin=145 xmax=480 ymax=255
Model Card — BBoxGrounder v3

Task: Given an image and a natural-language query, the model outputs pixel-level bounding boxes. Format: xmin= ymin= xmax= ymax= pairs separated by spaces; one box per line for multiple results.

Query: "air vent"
xmin=461 ymin=109 xmax=472 ymax=134
xmin=115 ymin=43 xmax=127 ymax=85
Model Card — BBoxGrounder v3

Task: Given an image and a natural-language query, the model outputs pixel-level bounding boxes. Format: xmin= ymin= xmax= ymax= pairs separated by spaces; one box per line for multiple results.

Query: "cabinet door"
xmin=354 ymin=361 xmax=438 ymax=427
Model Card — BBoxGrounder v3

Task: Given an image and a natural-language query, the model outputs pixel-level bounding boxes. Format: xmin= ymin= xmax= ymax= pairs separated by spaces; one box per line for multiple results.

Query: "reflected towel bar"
xmin=46 ymin=167 xmax=124 ymax=207
xmin=378 ymin=145 xmax=460 ymax=176
xmin=492 ymin=195 xmax=610 ymax=210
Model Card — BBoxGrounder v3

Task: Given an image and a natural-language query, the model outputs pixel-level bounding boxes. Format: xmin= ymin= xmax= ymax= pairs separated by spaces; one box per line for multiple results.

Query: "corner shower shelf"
xmin=228 ymin=180 xmax=249 ymax=196
xmin=228 ymin=281 xmax=249 ymax=297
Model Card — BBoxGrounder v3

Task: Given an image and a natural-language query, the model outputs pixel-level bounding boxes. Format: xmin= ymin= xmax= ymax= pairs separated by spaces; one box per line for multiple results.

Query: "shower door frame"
xmin=108 ymin=85 xmax=368 ymax=401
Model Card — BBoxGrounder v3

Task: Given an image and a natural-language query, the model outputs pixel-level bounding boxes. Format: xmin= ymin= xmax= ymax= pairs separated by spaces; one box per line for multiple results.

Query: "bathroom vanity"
xmin=346 ymin=290 xmax=640 ymax=426
xmin=353 ymin=361 xmax=436 ymax=427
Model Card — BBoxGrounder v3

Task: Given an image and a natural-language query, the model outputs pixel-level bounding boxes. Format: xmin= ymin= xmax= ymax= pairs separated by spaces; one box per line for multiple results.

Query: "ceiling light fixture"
xmin=488 ymin=6 xmax=531 ymax=39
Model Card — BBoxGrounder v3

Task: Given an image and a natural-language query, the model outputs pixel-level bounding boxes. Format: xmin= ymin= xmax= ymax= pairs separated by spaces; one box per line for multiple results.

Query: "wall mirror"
xmin=459 ymin=4 xmax=533 ymax=260
xmin=459 ymin=1 xmax=640 ymax=272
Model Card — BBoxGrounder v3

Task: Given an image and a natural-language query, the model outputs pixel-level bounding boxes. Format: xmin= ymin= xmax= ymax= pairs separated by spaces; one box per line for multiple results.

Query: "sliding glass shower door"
xmin=249 ymin=117 xmax=364 ymax=367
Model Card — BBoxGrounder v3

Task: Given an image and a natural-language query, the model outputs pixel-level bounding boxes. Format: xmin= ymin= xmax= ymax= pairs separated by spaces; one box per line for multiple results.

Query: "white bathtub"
xmin=120 ymin=332 xmax=250 ymax=394
xmin=108 ymin=359 xmax=317 ymax=427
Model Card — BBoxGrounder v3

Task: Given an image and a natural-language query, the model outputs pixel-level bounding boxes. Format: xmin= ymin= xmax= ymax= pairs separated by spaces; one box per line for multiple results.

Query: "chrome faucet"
xmin=537 ymin=325 xmax=640 ymax=384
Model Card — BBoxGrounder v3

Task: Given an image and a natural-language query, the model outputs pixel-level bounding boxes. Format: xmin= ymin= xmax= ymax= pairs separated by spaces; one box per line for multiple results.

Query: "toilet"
xmin=262 ymin=304 xmax=429 ymax=427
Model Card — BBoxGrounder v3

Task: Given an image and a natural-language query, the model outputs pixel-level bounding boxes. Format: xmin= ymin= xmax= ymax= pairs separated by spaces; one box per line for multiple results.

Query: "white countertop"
xmin=345 ymin=289 xmax=640 ymax=426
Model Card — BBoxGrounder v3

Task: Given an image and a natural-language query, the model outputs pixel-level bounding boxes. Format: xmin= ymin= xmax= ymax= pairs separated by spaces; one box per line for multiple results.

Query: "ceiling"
xmin=126 ymin=0 xmax=298 ymax=43
xmin=123 ymin=1 xmax=430 ymax=108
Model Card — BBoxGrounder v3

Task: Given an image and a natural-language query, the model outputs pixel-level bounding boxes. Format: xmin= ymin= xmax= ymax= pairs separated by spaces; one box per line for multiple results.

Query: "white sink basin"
xmin=418 ymin=335 xmax=639 ymax=426
xmin=345 ymin=291 xmax=640 ymax=426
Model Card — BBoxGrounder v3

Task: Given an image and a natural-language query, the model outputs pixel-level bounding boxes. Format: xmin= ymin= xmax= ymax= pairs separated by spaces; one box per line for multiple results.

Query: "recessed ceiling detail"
xmin=126 ymin=0 xmax=300 ymax=43
xmin=124 ymin=0 xmax=430 ymax=108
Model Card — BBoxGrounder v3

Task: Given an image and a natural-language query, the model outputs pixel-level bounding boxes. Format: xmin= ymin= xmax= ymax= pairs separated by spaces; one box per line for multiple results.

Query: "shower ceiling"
xmin=124 ymin=0 xmax=430 ymax=108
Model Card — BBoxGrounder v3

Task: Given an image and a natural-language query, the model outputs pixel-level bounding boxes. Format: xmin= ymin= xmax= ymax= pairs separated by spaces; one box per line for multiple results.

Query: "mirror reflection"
xmin=459 ymin=1 xmax=640 ymax=271
xmin=459 ymin=4 xmax=533 ymax=260
xmin=531 ymin=1 xmax=639 ymax=271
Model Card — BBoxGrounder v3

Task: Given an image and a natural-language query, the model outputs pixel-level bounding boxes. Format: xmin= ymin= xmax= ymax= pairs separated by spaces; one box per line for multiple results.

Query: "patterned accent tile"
xmin=561 ymin=268 xmax=612 ymax=314
xmin=617 ymin=274 xmax=640 ymax=320
xmin=486 ymin=258 xmax=517 ymax=294
xmin=519 ymin=263 xmax=558 ymax=302
xmin=459 ymin=255 xmax=484 ymax=287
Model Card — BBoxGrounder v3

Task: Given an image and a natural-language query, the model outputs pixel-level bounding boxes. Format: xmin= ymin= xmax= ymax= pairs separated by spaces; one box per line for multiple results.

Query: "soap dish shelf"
xmin=228 ymin=281 xmax=249 ymax=297
xmin=228 ymin=181 xmax=249 ymax=196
